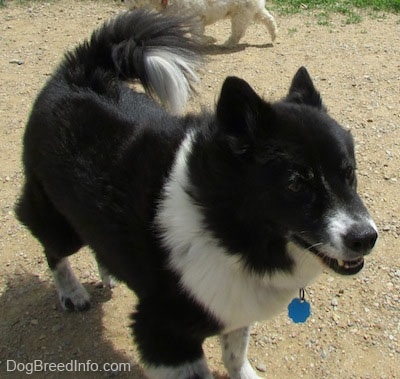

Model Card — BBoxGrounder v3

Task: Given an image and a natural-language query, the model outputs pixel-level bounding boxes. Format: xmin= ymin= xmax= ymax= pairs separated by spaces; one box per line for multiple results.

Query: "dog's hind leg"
xmin=96 ymin=259 xmax=117 ymax=289
xmin=256 ymin=8 xmax=278 ymax=42
xmin=49 ymin=256 xmax=91 ymax=311
xmin=191 ymin=20 xmax=217 ymax=45
xmin=15 ymin=177 xmax=89 ymax=311
xmin=224 ymin=14 xmax=251 ymax=46
xmin=220 ymin=326 xmax=261 ymax=379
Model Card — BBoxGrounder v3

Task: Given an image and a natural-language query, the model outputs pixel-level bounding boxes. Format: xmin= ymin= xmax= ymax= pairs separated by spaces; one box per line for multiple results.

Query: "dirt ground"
xmin=0 ymin=1 xmax=399 ymax=378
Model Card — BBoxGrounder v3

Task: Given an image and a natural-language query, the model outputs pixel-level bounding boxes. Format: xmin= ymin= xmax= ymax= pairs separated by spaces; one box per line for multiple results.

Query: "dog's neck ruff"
xmin=156 ymin=132 xmax=323 ymax=331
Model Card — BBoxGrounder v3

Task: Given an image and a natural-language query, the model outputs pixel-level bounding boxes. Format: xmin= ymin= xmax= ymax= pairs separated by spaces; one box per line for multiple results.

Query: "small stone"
xmin=9 ymin=59 xmax=24 ymax=65
xmin=255 ymin=363 xmax=267 ymax=372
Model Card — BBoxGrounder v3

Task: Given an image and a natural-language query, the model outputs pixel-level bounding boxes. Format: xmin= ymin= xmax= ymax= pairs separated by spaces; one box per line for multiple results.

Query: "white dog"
xmin=122 ymin=0 xmax=278 ymax=46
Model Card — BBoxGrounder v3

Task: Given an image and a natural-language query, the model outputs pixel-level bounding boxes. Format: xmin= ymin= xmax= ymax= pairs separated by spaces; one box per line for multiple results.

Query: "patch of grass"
xmin=272 ymin=0 xmax=400 ymax=14
xmin=336 ymin=5 xmax=363 ymax=24
xmin=1 ymin=0 xmax=61 ymax=6
xmin=272 ymin=1 xmax=399 ymax=24
xmin=315 ymin=11 xmax=331 ymax=25
xmin=272 ymin=0 xmax=399 ymax=25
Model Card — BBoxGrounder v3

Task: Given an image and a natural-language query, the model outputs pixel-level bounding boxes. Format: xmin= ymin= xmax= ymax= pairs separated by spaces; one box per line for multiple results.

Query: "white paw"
xmin=145 ymin=357 xmax=213 ymax=379
xmin=222 ymin=37 xmax=240 ymax=48
xmin=102 ymin=275 xmax=117 ymax=289
xmin=200 ymin=35 xmax=217 ymax=44
xmin=230 ymin=360 xmax=262 ymax=379
xmin=97 ymin=263 xmax=117 ymax=289
xmin=53 ymin=258 xmax=91 ymax=311
xmin=59 ymin=283 xmax=90 ymax=311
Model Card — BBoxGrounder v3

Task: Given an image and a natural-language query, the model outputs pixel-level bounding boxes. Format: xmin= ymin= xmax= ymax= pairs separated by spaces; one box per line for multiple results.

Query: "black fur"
xmin=16 ymin=10 xmax=220 ymax=367
xmin=15 ymin=9 xmax=377 ymax=376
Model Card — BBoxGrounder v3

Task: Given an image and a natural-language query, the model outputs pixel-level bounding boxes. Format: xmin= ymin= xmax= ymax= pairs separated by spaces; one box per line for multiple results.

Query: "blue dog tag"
xmin=288 ymin=289 xmax=311 ymax=323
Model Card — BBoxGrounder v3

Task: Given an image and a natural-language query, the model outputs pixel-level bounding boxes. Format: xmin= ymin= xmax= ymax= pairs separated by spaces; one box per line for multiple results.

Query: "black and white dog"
xmin=15 ymin=10 xmax=378 ymax=379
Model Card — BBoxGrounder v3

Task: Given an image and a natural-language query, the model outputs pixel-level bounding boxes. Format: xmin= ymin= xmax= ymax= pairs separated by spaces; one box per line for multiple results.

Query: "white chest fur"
xmin=156 ymin=133 xmax=323 ymax=332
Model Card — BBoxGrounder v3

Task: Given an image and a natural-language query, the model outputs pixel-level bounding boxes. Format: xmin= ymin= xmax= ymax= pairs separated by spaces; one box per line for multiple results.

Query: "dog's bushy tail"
xmin=60 ymin=10 xmax=201 ymax=114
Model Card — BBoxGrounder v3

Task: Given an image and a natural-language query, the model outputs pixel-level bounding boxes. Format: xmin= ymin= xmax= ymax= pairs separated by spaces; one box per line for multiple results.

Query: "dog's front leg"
xmin=220 ymin=327 xmax=261 ymax=379
xmin=220 ymin=326 xmax=262 ymax=379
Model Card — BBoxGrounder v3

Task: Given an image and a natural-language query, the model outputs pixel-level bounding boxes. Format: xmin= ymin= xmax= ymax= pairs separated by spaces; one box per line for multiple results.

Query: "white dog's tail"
xmin=60 ymin=10 xmax=201 ymax=114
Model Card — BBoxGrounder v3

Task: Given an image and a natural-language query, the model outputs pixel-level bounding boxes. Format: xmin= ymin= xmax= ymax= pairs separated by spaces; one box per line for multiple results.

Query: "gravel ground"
xmin=0 ymin=1 xmax=399 ymax=378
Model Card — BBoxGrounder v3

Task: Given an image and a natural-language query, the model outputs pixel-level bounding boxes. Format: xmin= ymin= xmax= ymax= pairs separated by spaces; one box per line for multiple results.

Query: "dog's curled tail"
xmin=61 ymin=10 xmax=201 ymax=114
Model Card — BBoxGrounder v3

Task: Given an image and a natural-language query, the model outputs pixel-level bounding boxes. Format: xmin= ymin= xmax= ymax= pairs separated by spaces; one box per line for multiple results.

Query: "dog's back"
xmin=15 ymin=10 xmax=202 ymax=300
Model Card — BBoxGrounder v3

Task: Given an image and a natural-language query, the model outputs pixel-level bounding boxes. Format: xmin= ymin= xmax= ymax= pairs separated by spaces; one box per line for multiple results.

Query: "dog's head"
xmin=189 ymin=67 xmax=377 ymax=276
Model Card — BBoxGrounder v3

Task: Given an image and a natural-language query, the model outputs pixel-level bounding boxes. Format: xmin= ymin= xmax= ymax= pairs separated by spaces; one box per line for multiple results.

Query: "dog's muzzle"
xmin=292 ymin=222 xmax=378 ymax=276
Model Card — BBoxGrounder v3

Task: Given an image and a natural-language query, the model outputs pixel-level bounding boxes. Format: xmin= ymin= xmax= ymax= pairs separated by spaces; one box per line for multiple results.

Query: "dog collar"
xmin=288 ymin=288 xmax=311 ymax=323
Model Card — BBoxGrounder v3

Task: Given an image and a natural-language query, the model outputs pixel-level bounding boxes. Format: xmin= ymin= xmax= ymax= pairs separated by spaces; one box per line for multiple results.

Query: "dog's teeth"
xmin=337 ymin=259 xmax=345 ymax=267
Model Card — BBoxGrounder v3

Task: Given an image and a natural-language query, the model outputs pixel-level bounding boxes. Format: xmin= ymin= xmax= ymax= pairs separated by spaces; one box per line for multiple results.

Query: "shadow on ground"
xmin=0 ymin=273 xmax=145 ymax=378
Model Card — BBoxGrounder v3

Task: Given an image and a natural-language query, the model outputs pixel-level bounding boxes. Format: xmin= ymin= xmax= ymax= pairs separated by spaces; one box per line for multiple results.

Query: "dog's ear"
xmin=287 ymin=67 xmax=324 ymax=109
xmin=217 ymin=77 xmax=272 ymax=153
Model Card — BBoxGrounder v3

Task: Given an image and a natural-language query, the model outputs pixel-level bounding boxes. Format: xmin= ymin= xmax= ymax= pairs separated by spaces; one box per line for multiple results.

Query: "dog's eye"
xmin=287 ymin=176 xmax=315 ymax=201
xmin=288 ymin=180 xmax=305 ymax=193
xmin=343 ymin=166 xmax=355 ymax=184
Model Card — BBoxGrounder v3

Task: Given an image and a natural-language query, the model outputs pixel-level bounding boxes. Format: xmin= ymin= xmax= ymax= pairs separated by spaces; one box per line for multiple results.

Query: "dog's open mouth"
xmin=317 ymin=254 xmax=364 ymax=276
xmin=292 ymin=236 xmax=364 ymax=275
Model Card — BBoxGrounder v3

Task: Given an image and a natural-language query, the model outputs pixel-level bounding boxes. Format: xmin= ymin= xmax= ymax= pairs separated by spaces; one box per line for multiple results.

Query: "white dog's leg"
xmin=224 ymin=14 xmax=251 ymax=46
xmin=52 ymin=257 xmax=91 ymax=311
xmin=220 ymin=327 xmax=262 ymax=379
xmin=256 ymin=8 xmax=278 ymax=42
xmin=191 ymin=19 xmax=217 ymax=44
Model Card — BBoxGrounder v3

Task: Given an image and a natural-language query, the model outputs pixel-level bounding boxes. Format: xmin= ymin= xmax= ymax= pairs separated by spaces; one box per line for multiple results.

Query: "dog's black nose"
xmin=343 ymin=225 xmax=378 ymax=255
